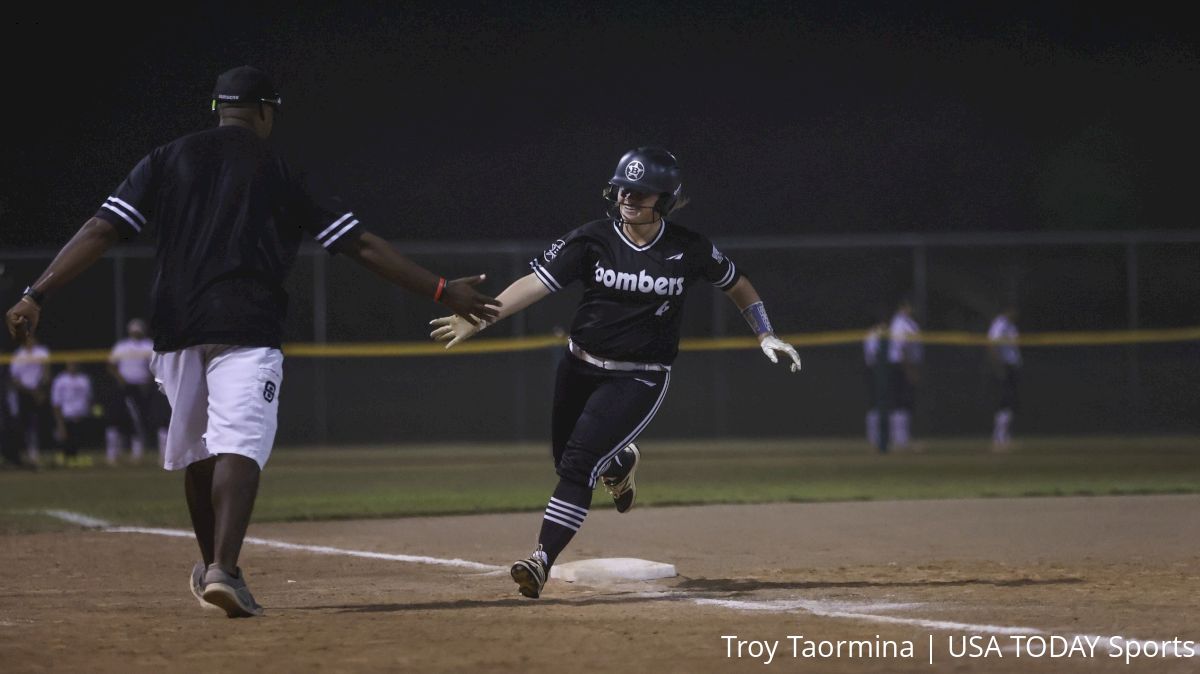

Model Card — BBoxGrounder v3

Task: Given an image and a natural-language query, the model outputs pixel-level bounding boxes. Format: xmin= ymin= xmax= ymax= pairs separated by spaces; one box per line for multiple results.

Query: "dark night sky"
xmin=2 ymin=1 xmax=1197 ymax=246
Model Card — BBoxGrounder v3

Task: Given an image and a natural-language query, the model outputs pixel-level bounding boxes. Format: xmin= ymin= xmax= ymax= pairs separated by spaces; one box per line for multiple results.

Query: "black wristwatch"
xmin=22 ymin=285 xmax=45 ymax=307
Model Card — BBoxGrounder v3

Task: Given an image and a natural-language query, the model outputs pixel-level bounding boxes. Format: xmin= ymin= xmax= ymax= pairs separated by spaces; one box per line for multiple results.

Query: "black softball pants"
xmin=550 ymin=353 xmax=670 ymax=488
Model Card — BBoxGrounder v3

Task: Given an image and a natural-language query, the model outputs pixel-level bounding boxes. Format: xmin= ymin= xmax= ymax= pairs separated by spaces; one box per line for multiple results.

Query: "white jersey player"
xmin=887 ymin=298 xmax=921 ymax=450
xmin=51 ymin=362 xmax=93 ymax=466
xmin=987 ymin=307 xmax=1021 ymax=451
xmin=9 ymin=337 xmax=51 ymax=462
xmin=106 ymin=318 xmax=166 ymax=465
xmin=863 ymin=319 xmax=888 ymax=451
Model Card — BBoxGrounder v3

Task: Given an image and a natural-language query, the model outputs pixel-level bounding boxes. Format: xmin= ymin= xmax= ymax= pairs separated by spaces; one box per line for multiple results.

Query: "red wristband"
xmin=433 ymin=277 xmax=447 ymax=302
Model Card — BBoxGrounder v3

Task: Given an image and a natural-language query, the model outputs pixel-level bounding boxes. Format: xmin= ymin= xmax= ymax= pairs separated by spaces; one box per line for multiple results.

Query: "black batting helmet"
xmin=603 ymin=147 xmax=683 ymax=216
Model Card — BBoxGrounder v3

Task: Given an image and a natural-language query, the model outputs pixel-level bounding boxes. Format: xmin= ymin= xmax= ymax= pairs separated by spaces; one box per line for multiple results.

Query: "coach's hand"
xmin=759 ymin=334 xmax=801 ymax=373
xmin=439 ymin=274 xmax=502 ymax=326
xmin=430 ymin=314 xmax=489 ymax=349
xmin=5 ymin=298 xmax=40 ymax=344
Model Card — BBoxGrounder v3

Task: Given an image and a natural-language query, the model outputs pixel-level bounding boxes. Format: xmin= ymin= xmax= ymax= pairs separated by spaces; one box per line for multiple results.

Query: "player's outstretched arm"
xmin=430 ymin=273 xmax=550 ymax=349
xmin=5 ymin=217 xmax=120 ymax=343
xmin=342 ymin=232 xmax=501 ymax=325
xmin=723 ymin=276 xmax=801 ymax=373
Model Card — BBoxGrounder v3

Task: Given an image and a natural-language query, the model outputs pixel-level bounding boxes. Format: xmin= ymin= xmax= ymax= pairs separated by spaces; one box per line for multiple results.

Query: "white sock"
xmin=866 ymin=410 xmax=880 ymax=449
xmin=131 ymin=437 xmax=145 ymax=461
xmin=106 ymin=427 xmax=122 ymax=464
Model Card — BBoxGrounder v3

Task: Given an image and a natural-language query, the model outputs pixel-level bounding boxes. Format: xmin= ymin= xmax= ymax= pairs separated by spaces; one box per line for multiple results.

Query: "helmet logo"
xmin=625 ymin=161 xmax=645 ymax=181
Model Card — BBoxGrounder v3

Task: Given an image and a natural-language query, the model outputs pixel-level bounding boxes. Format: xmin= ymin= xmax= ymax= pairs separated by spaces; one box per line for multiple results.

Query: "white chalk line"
xmin=40 ymin=510 xmax=1197 ymax=655
xmin=42 ymin=511 xmax=501 ymax=572
xmin=41 ymin=510 xmax=111 ymax=528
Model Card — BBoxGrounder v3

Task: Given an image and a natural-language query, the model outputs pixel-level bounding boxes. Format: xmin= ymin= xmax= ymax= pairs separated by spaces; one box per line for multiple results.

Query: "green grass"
xmin=1 ymin=436 xmax=1198 ymax=532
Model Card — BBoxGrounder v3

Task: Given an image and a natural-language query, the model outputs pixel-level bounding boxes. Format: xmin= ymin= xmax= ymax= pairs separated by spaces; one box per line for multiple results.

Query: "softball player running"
xmin=431 ymin=147 xmax=801 ymax=598
xmin=5 ymin=66 xmax=500 ymax=617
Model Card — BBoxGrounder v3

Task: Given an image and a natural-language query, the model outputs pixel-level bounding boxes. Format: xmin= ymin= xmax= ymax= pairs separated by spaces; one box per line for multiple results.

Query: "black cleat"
xmin=510 ymin=546 xmax=550 ymax=598
xmin=601 ymin=443 xmax=640 ymax=514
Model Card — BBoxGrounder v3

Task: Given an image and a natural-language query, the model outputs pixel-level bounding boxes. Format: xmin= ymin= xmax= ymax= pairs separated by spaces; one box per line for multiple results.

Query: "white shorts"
xmin=150 ymin=345 xmax=283 ymax=471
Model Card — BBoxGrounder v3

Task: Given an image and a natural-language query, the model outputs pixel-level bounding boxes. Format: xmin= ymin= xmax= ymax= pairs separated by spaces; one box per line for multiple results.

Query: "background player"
xmin=9 ymin=335 xmax=51 ymax=465
xmin=431 ymin=147 xmax=801 ymax=598
xmin=51 ymin=361 xmax=94 ymax=468
xmin=106 ymin=318 xmax=166 ymax=465
xmin=5 ymin=65 xmax=500 ymax=618
xmin=987 ymin=304 xmax=1021 ymax=451
xmin=887 ymin=295 xmax=921 ymax=451
xmin=863 ymin=310 xmax=889 ymax=452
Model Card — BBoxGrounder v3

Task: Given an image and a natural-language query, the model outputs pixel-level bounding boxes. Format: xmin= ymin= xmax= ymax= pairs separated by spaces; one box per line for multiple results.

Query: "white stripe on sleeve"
xmin=107 ymin=197 xmax=147 ymax=225
xmin=317 ymin=212 xmax=355 ymax=241
xmin=100 ymin=200 xmax=142 ymax=232
xmin=530 ymin=262 xmax=562 ymax=292
xmin=321 ymin=219 xmax=360 ymax=248
xmin=714 ymin=260 xmax=737 ymax=288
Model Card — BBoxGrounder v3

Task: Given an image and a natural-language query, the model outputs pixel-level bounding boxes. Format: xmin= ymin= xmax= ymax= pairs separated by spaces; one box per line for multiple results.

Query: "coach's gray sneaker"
xmin=202 ymin=564 xmax=264 ymax=618
xmin=190 ymin=561 xmax=220 ymax=610
xmin=601 ymin=443 xmax=640 ymax=514
xmin=510 ymin=546 xmax=549 ymax=599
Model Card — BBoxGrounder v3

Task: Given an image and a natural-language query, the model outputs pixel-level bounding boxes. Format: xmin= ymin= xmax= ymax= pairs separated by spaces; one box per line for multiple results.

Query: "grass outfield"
xmin=1 ymin=436 xmax=1197 ymax=532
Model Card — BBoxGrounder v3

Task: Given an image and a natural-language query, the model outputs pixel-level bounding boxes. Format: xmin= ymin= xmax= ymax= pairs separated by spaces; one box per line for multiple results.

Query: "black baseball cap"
xmin=211 ymin=66 xmax=282 ymax=110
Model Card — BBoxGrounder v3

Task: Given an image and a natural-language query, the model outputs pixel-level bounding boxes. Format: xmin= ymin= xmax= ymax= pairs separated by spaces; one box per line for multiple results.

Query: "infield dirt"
xmin=2 ymin=495 xmax=1198 ymax=673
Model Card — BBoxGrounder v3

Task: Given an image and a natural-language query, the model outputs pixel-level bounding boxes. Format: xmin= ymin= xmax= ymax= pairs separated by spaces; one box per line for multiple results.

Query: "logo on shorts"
xmin=625 ymin=161 xmax=645 ymax=181
xmin=263 ymin=381 xmax=276 ymax=403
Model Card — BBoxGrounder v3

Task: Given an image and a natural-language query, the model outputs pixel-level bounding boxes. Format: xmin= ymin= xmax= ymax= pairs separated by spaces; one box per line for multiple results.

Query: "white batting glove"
xmin=429 ymin=314 xmax=488 ymax=349
xmin=760 ymin=334 xmax=801 ymax=373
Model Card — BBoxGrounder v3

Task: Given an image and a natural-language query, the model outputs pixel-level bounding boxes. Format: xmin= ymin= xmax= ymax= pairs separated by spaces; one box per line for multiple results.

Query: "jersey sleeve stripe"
xmin=316 ymin=212 xmax=355 ymax=241
xmin=321 ymin=219 xmax=360 ymax=248
xmin=100 ymin=202 xmax=143 ymax=233
xmin=713 ymin=260 xmax=737 ymax=288
xmin=530 ymin=262 xmax=562 ymax=292
xmin=106 ymin=197 xmax=147 ymax=225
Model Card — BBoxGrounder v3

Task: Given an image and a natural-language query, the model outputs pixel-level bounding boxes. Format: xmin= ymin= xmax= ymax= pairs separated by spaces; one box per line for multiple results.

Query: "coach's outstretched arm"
xmin=342 ymin=232 xmax=502 ymax=325
xmin=724 ymin=276 xmax=801 ymax=373
xmin=429 ymin=273 xmax=550 ymax=348
xmin=5 ymin=217 xmax=121 ymax=343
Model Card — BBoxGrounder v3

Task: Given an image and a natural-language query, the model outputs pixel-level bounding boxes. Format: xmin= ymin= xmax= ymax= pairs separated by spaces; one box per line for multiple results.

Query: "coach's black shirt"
xmin=529 ymin=219 xmax=742 ymax=365
xmin=96 ymin=126 xmax=363 ymax=351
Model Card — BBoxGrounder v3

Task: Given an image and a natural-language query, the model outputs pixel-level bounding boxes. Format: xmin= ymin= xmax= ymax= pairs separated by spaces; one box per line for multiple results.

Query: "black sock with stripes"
xmin=537 ymin=478 xmax=593 ymax=568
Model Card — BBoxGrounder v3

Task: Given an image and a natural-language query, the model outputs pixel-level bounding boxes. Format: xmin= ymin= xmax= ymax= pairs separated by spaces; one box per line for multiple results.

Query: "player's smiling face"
xmin=617 ymin=188 xmax=660 ymax=225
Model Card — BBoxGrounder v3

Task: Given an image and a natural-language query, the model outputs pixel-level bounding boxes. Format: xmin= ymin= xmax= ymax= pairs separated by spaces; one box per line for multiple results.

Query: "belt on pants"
xmin=567 ymin=340 xmax=671 ymax=372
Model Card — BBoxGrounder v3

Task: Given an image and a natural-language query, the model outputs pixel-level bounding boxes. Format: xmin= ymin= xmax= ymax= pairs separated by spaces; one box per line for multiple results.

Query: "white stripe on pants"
xmin=150 ymin=345 xmax=283 ymax=471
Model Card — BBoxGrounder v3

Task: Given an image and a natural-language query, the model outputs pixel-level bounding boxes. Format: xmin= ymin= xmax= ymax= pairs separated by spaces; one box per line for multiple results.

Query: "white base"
xmin=550 ymin=557 xmax=677 ymax=583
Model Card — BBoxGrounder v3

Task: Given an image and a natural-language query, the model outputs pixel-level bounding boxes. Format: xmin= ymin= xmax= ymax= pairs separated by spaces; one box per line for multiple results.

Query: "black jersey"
xmin=96 ymin=126 xmax=363 ymax=352
xmin=529 ymin=219 xmax=742 ymax=365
